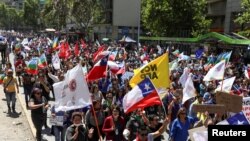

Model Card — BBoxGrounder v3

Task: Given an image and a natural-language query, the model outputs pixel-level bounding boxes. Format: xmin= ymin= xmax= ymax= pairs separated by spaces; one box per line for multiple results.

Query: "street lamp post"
xmin=137 ymin=0 xmax=141 ymax=47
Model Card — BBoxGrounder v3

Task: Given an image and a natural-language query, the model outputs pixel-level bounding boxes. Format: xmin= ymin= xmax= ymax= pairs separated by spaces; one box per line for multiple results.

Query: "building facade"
xmin=2 ymin=0 xmax=24 ymax=10
xmin=208 ymin=0 xmax=242 ymax=33
xmin=93 ymin=0 xmax=140 ymax=41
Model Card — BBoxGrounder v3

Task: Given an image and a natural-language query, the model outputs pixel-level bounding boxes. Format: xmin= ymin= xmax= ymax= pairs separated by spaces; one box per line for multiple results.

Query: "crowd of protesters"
xmin=0 ymin=31 xmax=250 ymax=141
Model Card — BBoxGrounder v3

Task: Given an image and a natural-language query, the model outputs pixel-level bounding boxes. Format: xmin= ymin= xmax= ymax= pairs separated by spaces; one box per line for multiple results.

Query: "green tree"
xmin=235 ymin=0 xmax=250 ymax=38
xmin=42 ymin=0 xmax=60 ymax=29
xmin=42 ymin=0 xmax=69 ymax=30
xmin=69 ymin=0 xmax=103 ymax=32
xmin=0 ymin=3 xmax=23 ymax=30
xmin=0 ymin=3 xmax=9 ymax=29
xmin=6 ymin=8 xmax=23 ymax=30
xmin=23 ymin=0 xmax=40 ymax=30
xmin=141 ymin=0 xmax=211 ymax=37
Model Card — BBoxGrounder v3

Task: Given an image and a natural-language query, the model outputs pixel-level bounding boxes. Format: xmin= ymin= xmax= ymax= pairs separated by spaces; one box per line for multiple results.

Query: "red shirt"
xmin=102 ymin=116 xmax=125 ymax=140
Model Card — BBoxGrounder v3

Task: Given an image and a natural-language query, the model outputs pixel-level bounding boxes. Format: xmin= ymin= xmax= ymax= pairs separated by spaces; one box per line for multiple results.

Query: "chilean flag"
xmin=93 ymin=46 xmax=105 ymax=62
xmin=108 ymin=61 xmax=125 ymax=75
xmin=87 ymin=55 xmax=109 ymax=81
xmin=123 ymin=78 xmax=162 ymax=114
xmin=94 ymin=51 xmax=110 ymax=62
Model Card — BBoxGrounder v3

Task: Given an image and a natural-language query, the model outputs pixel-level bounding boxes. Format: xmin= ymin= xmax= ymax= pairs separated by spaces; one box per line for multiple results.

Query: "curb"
xmin=9 ymin=52 xmax=36 ymax=138
xmin=16 ymin=92 xmax=36 ymax=137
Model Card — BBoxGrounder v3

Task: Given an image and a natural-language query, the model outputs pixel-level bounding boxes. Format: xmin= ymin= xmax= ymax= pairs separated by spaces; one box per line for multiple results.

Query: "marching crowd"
xmin=0 ymin=32 xmax=250 ymax=141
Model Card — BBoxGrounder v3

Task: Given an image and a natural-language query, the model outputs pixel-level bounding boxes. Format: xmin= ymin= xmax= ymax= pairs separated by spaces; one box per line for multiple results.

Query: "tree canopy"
xmin=234 ymin=0 xmax=250 ymax=37
xmin=141 ymin=0 xmax=211 ymax=37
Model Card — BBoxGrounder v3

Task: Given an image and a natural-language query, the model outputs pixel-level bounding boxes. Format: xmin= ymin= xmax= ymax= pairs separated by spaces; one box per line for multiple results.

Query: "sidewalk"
xmin=16 ymin=88 xmax=55 ymax=141
xmin=10 ymin=53 xmax=54 ymax=141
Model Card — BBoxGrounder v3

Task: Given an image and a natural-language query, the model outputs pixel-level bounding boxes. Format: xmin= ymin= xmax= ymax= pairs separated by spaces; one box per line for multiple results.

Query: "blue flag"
xmin=195 ymin=49 xmax=204 ymax=59
xmin=226 ymin=112 xmax=249 ymax=125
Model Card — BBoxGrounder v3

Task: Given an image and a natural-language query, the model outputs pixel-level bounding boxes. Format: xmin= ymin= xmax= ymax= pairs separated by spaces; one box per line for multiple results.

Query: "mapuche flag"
xmin=26 ymin=58 xmax=38 ymax=75
xmin=38 ymin=53 xmax=48 ymax=69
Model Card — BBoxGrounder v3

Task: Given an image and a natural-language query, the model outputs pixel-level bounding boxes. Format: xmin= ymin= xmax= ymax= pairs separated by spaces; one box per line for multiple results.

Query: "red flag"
xmin=59 ymin=43 xmax=66 ymax=58
xmin=74 ymin=41 xmax=80 ymax=56
xmin=94 ymin=51 xmax=110 ymax=62
xmin=81 ymin=39 xmax=86 ymax=48
xmin=87 ymin=55 xmax=109 ymax=81
xmin=65 ymin=42 xmax=71 ymax=59
xmin=93 ymin=46 xmax=105 ymax=61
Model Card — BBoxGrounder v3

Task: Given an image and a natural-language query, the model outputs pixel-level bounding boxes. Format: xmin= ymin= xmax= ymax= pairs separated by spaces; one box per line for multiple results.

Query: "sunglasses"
xmin=181 ymin=112 xmax=186 ymax=115
xmin=35 ymin=93 xmax=41 ymax=95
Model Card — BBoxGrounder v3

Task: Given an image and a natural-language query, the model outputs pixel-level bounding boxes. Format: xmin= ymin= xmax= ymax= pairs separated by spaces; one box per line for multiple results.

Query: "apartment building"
xmin=208 ymin=0 xmax=242 ymax=33
xmin=93 ymin=0 xmax=140 ymax=41
xmin=94 ymin=0 xmax=244 ymax=41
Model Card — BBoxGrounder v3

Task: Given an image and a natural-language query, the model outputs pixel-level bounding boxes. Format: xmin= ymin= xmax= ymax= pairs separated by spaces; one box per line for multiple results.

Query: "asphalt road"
xmin=0 ymin=55 xmax=34 ymax=141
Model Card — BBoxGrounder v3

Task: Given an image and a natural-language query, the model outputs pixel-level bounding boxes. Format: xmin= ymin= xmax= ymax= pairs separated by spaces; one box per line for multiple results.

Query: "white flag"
xmin=169 ymin=59 xmax=178 ymax=71
xmin=203 ymin=60 xmax=226 ymax=81
xmin=52 ymin=53 xmax=61 ymax=70
xmin=178 ymin=52 xmax=190 ymax=62
xmin=179 ymin=67 xmax=190 ymax=88
xmin=215 ymin=76 xmax=236 ymax=93
xmin=182 ymin=74 xmax=196 ymax=104
xmin=54 ymin=64 xmax=91 ymax=112
xmin=244 ymin=69 xmax=250 ymax=79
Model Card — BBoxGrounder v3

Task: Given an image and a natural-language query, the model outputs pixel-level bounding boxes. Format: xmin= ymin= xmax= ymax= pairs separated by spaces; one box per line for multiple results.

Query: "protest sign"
xmin=243 ymin=97 xmax=250 ymax=123
xmin=216 ymin=91 xmax=242 ymax=113
xmin=193 ymin=104 xmax=225 ymax=113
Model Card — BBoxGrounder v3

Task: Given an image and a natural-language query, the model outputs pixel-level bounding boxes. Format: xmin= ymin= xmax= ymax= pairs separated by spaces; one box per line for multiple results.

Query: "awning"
xmin=140 ymin=32 xmax=250 ymax=45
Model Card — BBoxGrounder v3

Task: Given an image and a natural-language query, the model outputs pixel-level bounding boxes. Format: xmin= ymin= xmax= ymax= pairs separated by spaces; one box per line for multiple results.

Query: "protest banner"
xmin=243 ymin=97 xmax=250 ymax=123
xmin=216 ymin=91 xmax=242 ymax=113
xmin=193 ymin=104 xmax=225 ymax=113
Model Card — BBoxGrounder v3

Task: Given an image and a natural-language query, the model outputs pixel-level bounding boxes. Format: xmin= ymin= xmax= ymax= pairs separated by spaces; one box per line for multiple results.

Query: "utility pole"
xmin=137 ymin=0 xmax=141 ymax=47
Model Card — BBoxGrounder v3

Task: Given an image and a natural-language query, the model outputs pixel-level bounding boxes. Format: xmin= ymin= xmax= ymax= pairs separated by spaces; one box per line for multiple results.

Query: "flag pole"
xmin=220 ymin=62 xmax=226 ymax=92
xmin=79 ymin=63 xmax=102 ymax=141
xmin=147 ymin=77 xmax=167 ymax=117
xmin=90 ymin=100 xmax=103 ymax=141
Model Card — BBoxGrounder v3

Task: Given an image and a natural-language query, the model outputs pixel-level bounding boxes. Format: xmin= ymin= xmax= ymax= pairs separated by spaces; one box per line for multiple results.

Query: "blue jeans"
xmin=5 ymin=92 xmax=16 ymax=109
xmin=53 ymin=125 xmax=66 ymax=141
xmin=23 ymin=85 xmax=32 ymax=105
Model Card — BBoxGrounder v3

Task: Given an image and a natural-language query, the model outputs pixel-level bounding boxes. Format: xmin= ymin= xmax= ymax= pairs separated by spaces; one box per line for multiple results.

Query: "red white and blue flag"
xmin=217 ymin=112 xmax=249 ymax=125
xmin=123 ymin=78 xmax=161 ymax=114
xmin=87 ymin=55 xmax=109 ymax=81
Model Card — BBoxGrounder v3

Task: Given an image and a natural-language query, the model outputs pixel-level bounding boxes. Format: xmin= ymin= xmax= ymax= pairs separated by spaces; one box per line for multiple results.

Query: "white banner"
xmin=54 ymin=64 xmax=91 ymax=112
xmin=52 ymin=53 xmax=61 ymax=70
